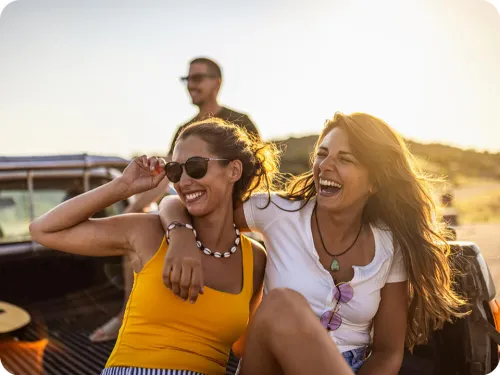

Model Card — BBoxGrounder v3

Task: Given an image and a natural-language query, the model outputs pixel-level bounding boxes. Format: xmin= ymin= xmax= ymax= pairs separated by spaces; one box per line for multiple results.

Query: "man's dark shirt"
xmin=168 ymin=106 xmax=259 ymax=156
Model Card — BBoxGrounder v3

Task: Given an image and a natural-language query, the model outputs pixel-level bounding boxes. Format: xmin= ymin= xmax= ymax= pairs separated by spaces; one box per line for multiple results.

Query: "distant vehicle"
xmin=0 ymin=155 xmax=499 ymax=375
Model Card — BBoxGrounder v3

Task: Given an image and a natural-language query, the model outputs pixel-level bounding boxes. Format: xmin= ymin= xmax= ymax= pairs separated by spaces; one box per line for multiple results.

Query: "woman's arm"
xmin=30 ymin=156 xmax=166 ymax=257
xmin=159 ymin=195 xmax=249 ymax=302
xmin=357 ymin=281 xmax=408 ymax=375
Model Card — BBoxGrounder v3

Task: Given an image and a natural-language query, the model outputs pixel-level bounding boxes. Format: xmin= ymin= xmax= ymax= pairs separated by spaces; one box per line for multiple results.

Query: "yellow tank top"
xmin=106 ymin=235 xmax=254 ymax=374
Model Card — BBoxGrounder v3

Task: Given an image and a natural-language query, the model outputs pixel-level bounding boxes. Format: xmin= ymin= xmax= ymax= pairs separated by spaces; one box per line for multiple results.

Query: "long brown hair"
xmin=285 ymin=112 xmax=467 ymax=349
xmin=178 ymin=118 xmax=280 ymax=204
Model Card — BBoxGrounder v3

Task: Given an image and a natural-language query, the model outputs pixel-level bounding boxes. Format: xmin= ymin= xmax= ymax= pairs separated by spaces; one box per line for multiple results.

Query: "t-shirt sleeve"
xmin=243 ymin=193 xmax=280 ymax=232
xmin=386 ymin=242 xmax=408 ymax=283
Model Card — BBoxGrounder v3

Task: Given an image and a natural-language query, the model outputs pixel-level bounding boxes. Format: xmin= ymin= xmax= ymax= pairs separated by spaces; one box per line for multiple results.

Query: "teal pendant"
xmin=330 ymin=258 xmax=340 ymax=272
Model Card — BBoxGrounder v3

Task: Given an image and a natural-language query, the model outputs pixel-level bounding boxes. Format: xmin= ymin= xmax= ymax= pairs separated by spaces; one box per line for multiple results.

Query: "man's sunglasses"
xmin=165 ymin=157 xmax=230 ymax=183
xmin=179 ymin=74 xmax=216 ymax=84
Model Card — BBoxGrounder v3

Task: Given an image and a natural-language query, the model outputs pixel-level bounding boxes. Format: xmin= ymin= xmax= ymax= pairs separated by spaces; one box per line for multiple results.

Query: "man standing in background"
xmin=168 ymin=57 xmax=259 ymax=156
xmin=89 ymin=57 xmax=260 ymax=342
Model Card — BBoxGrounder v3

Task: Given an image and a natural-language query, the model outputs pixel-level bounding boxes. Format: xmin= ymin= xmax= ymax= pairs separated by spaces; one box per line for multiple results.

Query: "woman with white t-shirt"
xmin=159 ymin=112 xmax=466 ymax=374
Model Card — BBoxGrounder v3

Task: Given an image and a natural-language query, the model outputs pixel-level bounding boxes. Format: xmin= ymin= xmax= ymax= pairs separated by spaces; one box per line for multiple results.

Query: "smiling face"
xmin=313 ymin=126 xmax=374 ymax=213
xmin=172 ymin=135 xmax=239 ymax=217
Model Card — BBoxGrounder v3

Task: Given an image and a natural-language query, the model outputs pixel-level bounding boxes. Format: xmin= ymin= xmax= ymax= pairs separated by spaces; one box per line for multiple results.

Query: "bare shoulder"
xmin=247 ymin=236 xmax=266 ymax=297
xmin=248 ymin=236 xmax=267 ymax=273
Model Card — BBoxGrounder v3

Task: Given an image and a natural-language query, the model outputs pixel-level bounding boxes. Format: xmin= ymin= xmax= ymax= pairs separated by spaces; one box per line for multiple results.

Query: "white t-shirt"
xmin=243 ymin=193 xmax=407 ymax=353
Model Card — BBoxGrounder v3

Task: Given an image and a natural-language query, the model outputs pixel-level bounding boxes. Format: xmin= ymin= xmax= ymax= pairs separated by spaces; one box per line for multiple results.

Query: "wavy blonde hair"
xmin=284 ymin=112 xmax=467 ymax=350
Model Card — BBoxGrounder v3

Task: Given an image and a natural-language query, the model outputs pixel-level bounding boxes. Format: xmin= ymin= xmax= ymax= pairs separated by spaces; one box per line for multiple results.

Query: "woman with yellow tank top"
xmin=29 ymin=119 xmax=276 ymax=375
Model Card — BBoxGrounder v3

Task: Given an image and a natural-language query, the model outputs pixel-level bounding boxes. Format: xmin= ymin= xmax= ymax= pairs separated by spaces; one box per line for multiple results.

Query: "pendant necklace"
xmin=314 ymin=202 xmax=363 ymax=272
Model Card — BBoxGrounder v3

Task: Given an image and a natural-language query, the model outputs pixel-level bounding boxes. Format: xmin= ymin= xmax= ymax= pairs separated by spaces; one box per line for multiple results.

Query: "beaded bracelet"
xmin=166 ymin=221 xmax=197 ymax=244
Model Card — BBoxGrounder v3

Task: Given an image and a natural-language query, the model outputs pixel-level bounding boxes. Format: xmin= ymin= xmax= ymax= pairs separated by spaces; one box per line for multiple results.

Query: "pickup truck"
xmin=0 ymin=154 xmax=499 ymax=375
xmin=0 ymin=155 xmax=131 ymax=375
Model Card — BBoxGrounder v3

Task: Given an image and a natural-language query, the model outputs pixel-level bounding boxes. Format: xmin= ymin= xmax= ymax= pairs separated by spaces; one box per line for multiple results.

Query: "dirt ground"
xmin=456 ymin=223 xmax=500 ymax=300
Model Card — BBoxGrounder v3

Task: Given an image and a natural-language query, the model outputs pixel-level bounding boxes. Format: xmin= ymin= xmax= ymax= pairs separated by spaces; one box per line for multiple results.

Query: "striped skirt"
xmin=101 ymin=368 xmax=205 ymax=375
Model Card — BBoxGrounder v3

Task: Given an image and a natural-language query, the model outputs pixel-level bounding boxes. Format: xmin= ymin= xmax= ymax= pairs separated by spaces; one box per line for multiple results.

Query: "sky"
xmin=1 ymin=0 xmax=500 ymax=158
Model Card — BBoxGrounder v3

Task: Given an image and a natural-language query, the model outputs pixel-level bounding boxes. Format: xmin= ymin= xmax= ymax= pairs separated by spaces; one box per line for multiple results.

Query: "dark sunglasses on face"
xmin=179 ymin=74 xmax=216 ymax=84
xmin=165 ymin=156 xmax=230 ymax=183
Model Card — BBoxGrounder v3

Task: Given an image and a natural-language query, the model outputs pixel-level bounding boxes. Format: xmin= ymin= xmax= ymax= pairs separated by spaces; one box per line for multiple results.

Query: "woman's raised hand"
xmin=120 ymin=155 xmax=167 ymax=196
